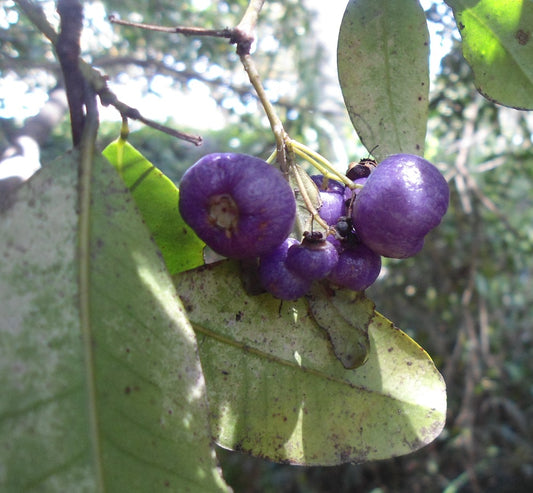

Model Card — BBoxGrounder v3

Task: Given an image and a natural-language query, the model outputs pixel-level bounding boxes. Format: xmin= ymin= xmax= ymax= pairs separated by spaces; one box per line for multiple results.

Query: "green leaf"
xmin=0 ymin=153 xmax=229 ymax=492
xmin=174 ymin=261 xmax=446 ymax=466
xmin=337 ymin=0 xmax=430 ymax=161
xmin=103 ymin=138 xmax=205 ymax=275
xmin=447 ymin=0 xmax=533 ymax=109
xmin=308 ymin=283 xmax=372 ymax=369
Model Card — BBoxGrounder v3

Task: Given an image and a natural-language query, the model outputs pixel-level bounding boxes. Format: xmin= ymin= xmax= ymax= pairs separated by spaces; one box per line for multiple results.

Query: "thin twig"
xmin=239 ymin=53 xmax=290 ymax=172
xmin=93 ymin=78 xmax=203 ymax=145
xmin=109 ymin=0 xmax=292 ymax=169
xmin=232 ymin=0 xmax=265 ymax=55
xmin=14 ymin=0 xmax=57 ymax=43
xmin=108 ymin=14 xmax=232 ymax=39
xmin=15 ymin=0 xmax=202 ymax=146
xmin=231 ymin=0 xmax=291 ymax=173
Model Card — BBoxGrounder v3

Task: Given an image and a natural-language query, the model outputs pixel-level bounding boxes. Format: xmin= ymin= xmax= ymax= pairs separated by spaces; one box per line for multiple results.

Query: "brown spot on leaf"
xmin=516 ymin=29 xmax=530 ymax=45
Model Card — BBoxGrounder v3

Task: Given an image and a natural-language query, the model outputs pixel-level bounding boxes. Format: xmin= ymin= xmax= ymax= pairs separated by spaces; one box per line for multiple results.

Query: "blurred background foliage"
xmin=2 ymin=0 xmax=533 ymax=491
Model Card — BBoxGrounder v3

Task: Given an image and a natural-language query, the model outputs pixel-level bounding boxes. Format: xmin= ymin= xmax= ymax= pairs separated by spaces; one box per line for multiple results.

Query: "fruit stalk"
xmin=239 ymin=54 xmax=291 ymax=174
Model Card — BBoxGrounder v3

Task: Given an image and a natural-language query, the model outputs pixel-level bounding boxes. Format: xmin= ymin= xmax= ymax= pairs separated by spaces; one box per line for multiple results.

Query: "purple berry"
xmin=310 ymin=175 xmax=345 ymax=226
xmin=344 ymin=177 xmax=367 ymax=206
xmin=327 ymin=243 xmax=381 ymax=291
xmin=179 ymin=153 xmax=296 ymax=259
xmin=352 ymin=154 xmax=449 ymax=259
xmin=286 ymin=232 xmax=339 ymax=281
xmin=310 ymin=175 xmax=345 ymax=194
xmin=326 ymin=233 xmax=343 ymax=253
xmin=318 ymin=191 xmax=345 ymax=226
xmin=258 ymin=238 xmax=311 ymax=300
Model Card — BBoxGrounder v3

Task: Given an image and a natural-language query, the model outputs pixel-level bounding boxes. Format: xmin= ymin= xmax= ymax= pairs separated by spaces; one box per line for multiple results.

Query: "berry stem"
xmin=291 ymin=146 xmax=340 ymax=182
xmin=290 ymin=140 xmax=358 ymax=189
xmin=289 ymin=165 xmax=331 ymax=234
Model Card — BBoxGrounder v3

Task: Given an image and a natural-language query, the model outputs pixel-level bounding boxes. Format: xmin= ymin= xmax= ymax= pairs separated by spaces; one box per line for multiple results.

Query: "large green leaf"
xmin=337 ymin=0 xmax=430 ymax=161
xmin=174 ymin=261 xmax=446 ymax=466
xmin=0 ymin=153 xmax=229 ymax=492
xmin=447 ymin=0 xmax=533 ymax=109
xmin=103 ymin=138 xmax=205 ymax=275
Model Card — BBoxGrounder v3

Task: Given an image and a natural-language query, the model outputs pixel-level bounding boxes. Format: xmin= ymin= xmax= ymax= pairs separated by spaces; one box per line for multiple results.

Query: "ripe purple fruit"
xmin=286 ymin=232 xmax=339 ymax=281
xmin=311 ymin=175 xmax=345 ymax=226
xmin=344 ymin=176 xmax=367 ymax=207
xmin=327 ymin=243 xmax=381 ymax=291
xmin=258 ymin=238 xmax=311 ymax=300
xmin=352 ymin=153 xmax=449 ymax=259
xmin=179 ymin=153 xmax=296 ymax=259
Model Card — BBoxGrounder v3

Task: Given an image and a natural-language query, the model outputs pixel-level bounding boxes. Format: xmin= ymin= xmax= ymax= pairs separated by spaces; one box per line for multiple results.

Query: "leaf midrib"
xmin=192 ymin=321 xmax=437 ymax=410
xmin=78 ymin=143 xmax=105 ymax=490
xmin=380 ymin=1 xmax=402 ymax=152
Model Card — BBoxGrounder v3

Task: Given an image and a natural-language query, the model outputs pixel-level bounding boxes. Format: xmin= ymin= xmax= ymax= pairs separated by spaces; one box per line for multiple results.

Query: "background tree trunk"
xmin=0 ymin=87 xmax=68 ymax=206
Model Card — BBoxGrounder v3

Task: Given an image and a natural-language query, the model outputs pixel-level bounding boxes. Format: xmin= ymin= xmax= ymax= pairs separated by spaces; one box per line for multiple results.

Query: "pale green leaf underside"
xmin=174 ymin=261 xmax=446 ymax=466
xmin=0 ymin=153 xmax=229 ymax=492
xmin=447 ymin=0 xmax=533 ymax=109
xmin=337 ymin=0 xmax=430 ymax=162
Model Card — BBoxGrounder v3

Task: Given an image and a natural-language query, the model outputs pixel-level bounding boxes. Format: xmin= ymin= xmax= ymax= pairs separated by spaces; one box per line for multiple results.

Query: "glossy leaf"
xmin=337 ymin=0 xmax=430 ymax=161
xmin=0 ymin=153 xmax=229 ymax=492
xmin=174 ymin=261 xmax=446 ymax=466
xmin=103 ymin=138 xmax=205 ymax=275
xmin=447 ymin=0 xmax=533 ymax=109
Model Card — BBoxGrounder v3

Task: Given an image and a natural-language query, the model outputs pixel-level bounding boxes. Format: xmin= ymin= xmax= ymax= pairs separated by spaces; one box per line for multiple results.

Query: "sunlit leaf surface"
xmin=337 ymin=0 xmax=430 ymax=161
xmin=103 ymin=139 xmax=205 ymax=274
xmin=447 ymin=0 xmax=533 ymax=109
xmin=0 ymin=153 xmax=229 ymax=492
xmin=174 ymin=261 xmax=446 ymax=466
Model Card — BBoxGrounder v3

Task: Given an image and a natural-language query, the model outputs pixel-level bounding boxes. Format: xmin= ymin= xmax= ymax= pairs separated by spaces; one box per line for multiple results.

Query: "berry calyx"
xmin=208 ymin=194 xmax=239 ymax=235
xmin=346 ymin=157 xmax=377 ymax=181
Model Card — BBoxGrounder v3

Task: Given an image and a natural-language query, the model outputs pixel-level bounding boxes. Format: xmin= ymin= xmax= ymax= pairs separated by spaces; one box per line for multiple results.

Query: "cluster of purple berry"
xmin=179 ymin=152 xmax=449 ymax=300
